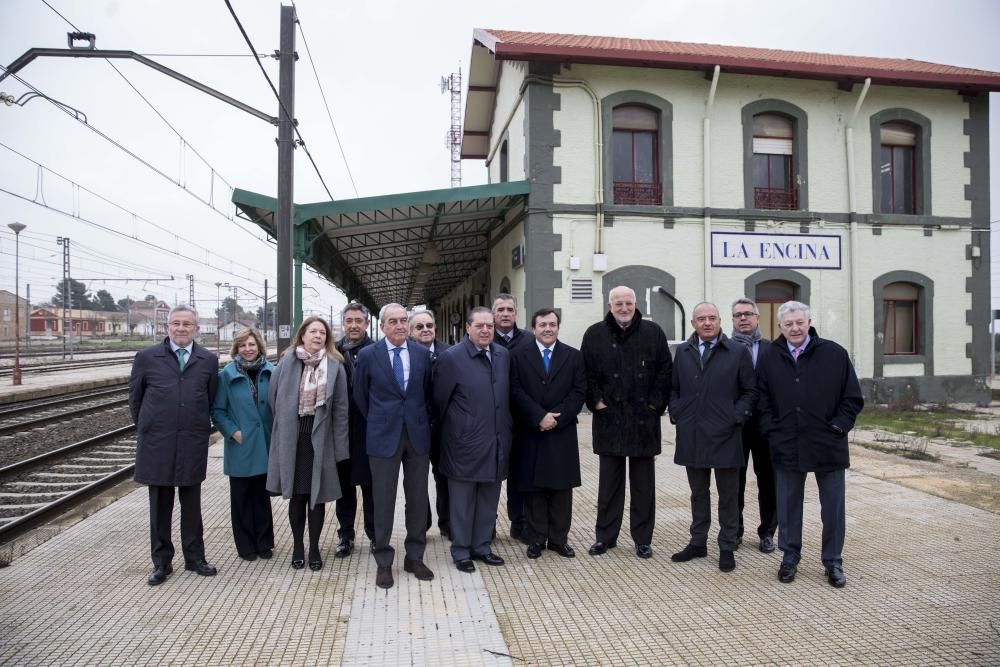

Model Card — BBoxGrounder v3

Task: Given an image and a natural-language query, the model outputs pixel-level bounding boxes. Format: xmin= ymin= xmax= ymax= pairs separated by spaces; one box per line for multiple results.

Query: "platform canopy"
xmin=233 ymin=181 xmax=529 ymax=312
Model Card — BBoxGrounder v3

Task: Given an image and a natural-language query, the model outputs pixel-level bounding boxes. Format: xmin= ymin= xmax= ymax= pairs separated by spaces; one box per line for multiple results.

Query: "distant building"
xmin=0 ymin=289 xmax=29 ymax=342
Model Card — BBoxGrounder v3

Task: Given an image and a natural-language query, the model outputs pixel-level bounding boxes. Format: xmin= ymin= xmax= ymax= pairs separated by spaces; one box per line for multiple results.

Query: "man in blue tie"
xmin=509 ymin=308 xmax=586 ymax=560
xmin=129 ymin=304 xmax=219 ymax=586
xmin=755 ymin=301 xmax=864 ymax=588
xmin=353 ymin=303 xmax=434 ymax=589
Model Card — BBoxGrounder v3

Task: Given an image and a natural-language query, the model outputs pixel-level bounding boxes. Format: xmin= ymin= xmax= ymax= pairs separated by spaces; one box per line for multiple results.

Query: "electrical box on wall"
xmin=593 ymin=253 xmax=608 ymax=271
xmin=568 ymin=255 xmax=581 ymax=270
xmin=512 ymin=244 xmax=525 ymax=268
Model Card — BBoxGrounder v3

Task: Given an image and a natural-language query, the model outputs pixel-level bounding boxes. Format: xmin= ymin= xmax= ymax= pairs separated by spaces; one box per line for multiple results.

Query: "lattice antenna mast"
xmin=440 ymin=68 xmax=462 ymax=188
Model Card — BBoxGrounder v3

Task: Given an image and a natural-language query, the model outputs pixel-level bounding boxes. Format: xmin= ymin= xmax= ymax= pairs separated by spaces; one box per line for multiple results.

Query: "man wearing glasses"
xmin=409 ymin=310 xmax=452 ymax=539
xmin=730 ymin=298 xmax=778 ymax=554
xmin=129 ymin=304 xmax=219 ymax=586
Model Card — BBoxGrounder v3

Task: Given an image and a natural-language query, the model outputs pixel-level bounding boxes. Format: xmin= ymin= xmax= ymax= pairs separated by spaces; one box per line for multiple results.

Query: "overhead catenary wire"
xmin=222 ymin=0 xmax=336 ymax=201
xmin=33 ymin=1 xmax=269 ymax=247
xmin=290 ymin=0 xmax=360 ymax=198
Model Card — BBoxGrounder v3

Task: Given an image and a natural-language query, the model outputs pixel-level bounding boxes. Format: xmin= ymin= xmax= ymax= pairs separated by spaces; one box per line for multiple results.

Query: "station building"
xmin=234 ymin=29 xmax=1000 ymax=405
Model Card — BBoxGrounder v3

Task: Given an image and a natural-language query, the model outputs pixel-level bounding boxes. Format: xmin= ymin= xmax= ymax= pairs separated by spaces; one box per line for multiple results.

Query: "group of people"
xmin=128 ymin=287 xmax=862 ymax=591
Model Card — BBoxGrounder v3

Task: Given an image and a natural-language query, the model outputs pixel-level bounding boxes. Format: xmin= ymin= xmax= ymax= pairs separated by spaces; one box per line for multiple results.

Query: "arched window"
xmin=879 ymin=123 xmax=917 ymax=214
xmin=755 ymin=280 xmax=797 ymax=340
xmin=612 ymin=105 xmax=661 ymax=205
xmin=882 ymin=281 xmax=919 ymax=354
xmin=752 ymin=113 xmax=797 ymax=210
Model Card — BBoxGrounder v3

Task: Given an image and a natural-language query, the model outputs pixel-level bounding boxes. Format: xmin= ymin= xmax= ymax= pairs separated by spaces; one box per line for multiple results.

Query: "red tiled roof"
xmin=474 ymin=29 xmax=1000 ymax=92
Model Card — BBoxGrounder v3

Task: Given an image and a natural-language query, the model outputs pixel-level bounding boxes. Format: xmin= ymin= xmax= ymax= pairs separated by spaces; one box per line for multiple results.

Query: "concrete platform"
xmin=1 ymin=416 xmax=998 ymax=665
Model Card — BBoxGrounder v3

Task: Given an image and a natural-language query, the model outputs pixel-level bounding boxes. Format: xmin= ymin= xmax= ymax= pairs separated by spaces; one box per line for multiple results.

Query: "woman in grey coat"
xmin=267 ymin=316 xmax=349 ymax=570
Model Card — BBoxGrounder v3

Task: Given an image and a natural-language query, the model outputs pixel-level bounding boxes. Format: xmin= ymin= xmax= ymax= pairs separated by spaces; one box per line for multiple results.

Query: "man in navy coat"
xmin=509 ymin=308 xmax=586 ymax=560
xmin=756 ymin=301 xmax=863 ymax=588
xmin=354 ymin=303 xmax=434 ymax=589
xmin=129 ymin=304 xmax=218 ymax=586
xmin=433 ymin=306 xmax=512 ymax=573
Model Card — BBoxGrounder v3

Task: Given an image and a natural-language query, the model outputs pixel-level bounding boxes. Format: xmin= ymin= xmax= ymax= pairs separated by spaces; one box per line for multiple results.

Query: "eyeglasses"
xmin=732 ymin=311 xmax=757 ymax=319
xmin=413 ymin=323 xmax=434 ymax=331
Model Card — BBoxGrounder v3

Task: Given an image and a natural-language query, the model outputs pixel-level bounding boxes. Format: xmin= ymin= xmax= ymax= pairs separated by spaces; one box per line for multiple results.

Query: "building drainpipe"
xmin=845 ymin=77 xmax=871 ymax=367
xmin=704 ymin=66 xmax=721 ymax=302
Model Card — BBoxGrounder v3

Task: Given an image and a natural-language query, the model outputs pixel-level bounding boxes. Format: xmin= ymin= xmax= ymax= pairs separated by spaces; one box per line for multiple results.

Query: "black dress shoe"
xmin=759 ymin=536 xmax=776 ymax=553
xmin=670 ymin=544 xmax=708 ymax=562
xmin=526 ymin=543 xmax=544 ymax=559
xmin=778 ymin=562 xmax=797 ymax=583
xmin=455 ymin=559 xmax=476 ymax=573
xmin=473 ymin=552 xmax=505 ymax=566
xmin=239 ymin=553 xmax=258 ymax=562
xmin=147 ymin=564 xmax=173 ymax=586
xmin=548 ymin=543 xmax=575 ymax=558
xmin=826 ymin=564 xmax=847 ymax=588
xmin=376 ymin=565 xmax=394 ymax=589
xmin=719 ymin=550 xmax=736 ymax=572
xmin=291 ymin=558 xmax=305 ymax=570
xmin=635 ymin=544 xmax=653 ymax=559
xmin=258 ymin=549 xmax=273 ymax=560
xmin=185 ymin=560 xmax=217 ymax=577
xmin=404 ymin=558 xmax=435 ymax=581
xmin=309 ymin=558 xmax=323 ymax=571
xmin=588 ymin=541 xmax=617 ymax=556
xmin=334 ymin=539 xmax=354 ymax=559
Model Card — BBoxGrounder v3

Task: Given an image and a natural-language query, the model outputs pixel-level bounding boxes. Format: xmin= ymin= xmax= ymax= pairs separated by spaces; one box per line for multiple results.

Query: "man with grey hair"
xmin=581 ymin=286 xmax=672 ymax=559
xmin=755 ymin=301 xmax=863 ymax=588
xmin=730 ymin=297 xmax=777 ymax=553
xmin=334 ymin=302 xmax=376 ymax=558
xmin=130 ymin=304 xmax=219 ymax=586
xmin=492 ymin=292 xmax=530 ymax=542
xmin=354 ymin=303 xmax=435 ymax=588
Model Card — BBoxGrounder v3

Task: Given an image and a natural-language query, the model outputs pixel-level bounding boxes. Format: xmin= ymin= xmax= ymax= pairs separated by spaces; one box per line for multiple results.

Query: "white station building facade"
xmin=235 ymin=29 xmax=1000 ymax=406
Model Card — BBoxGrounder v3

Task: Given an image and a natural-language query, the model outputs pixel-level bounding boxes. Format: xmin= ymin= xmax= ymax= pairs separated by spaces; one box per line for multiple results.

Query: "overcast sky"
xmin=1 ymin=0 xmax=998 ymax=319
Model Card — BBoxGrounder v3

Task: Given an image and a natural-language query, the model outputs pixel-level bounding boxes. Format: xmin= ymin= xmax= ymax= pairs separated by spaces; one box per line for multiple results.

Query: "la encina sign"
xmin=711 ymin=232 xmax=842 ymax=269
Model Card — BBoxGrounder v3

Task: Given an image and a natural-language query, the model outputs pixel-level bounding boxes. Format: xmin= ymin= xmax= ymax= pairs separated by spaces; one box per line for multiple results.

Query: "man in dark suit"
xmin=408 ymin=310 xmax=451 ymax=538
xmin=756 ymin=301 xmax=863 ymax=588
xmin=353 ymin=303 xmax=434 ymax=589
xmin=433 ymin=306 xmax=512 ymax=573
xmin=509 ymin=308 xmax=586 ymax=560
xmin=730 ymin=297 xmax=777 ymax=553
xmin=669 ymin=302 xmax=756 ymax=573
xmin=129 ymin=304 xmax=219 ymax=586
xmin=492 ymin=293 xmax=530 ymax=543
xmin=334 ymin=302 xmax=376 ymax=558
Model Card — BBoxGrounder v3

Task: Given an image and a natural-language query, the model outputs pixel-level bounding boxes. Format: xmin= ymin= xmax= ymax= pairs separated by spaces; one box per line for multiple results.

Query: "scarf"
xmin=234 ymin=353 xmax=266 ymax=402
xmin=295 ymin=346 xmax=328 ymax=416
xmin=730 ymin=327 xmax=763 ymax=351
xmin=338 ymin=334 xmax=371 ymax=371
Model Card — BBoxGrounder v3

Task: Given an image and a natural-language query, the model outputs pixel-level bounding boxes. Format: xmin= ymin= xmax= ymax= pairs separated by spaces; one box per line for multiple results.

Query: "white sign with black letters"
xmin=711 ymin=232 xmax=842 ymax=269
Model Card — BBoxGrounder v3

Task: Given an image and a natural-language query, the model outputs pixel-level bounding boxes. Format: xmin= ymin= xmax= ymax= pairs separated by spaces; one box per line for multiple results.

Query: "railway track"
xmin=0 ymin=357 xmax=134 ymax=378
xmin=0 ymin=426 xmax=137 ymax=544
xmin=0 ymin=386 xmax=130 ymax=437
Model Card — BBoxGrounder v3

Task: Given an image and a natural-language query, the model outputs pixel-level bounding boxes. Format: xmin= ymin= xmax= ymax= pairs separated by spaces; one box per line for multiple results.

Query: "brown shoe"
xmin=376 ymin=565 xmax=394 ymax=589
xmin=403 ymin=558 xmax=435 ymax=581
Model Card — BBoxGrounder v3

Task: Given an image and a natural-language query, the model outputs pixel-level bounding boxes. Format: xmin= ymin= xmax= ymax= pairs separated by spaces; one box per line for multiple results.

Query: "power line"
xmin=290 ymin=0 xmax=360 ymax=198
xmin=0 ymin=141 xmax=275 ymax=283
xmin=222 ymin=0 xmax=336 ymax=201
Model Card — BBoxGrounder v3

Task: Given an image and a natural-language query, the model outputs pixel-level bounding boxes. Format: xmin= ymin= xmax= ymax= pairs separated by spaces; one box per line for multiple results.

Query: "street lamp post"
xmin=8 ymin=222 xmax=26 ymax=385
xmin=215 ymin=281 xmax=222 ymax=356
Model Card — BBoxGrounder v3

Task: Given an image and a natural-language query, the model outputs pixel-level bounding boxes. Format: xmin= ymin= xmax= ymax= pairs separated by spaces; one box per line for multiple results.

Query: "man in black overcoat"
xmin=730 ymin=297 xmax=778 ymax=553
xmin=129 ymin=304 xmax=218 ymax=586
xmin=669 ymin=302 xmax=756 ymax=572
xmin=409 ymin=310 xmax=451 ymax=538
xmin=581 ymin=286 xmax=672 ymax=559
xmin=509 ymin=308 xmax=586 ymax=560
xmin=334 ymin=302 xmax=376 ymax=558
xmin=492 ymin=292 xmax=531 ymax=543
xmin=756 ymin=301 xmax=863 ymax=588
xmin=433 ymin=307 xmax=512 ymax=573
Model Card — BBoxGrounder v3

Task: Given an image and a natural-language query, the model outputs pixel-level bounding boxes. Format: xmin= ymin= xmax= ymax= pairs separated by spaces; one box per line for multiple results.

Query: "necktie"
xmin=481 ymin=349 xmax=492 ymax=366
xmin=793 ymin=347 xmax=801 ymax=363
xmin=543 ymin=348 xmax=551 ymax=373
xmin=392 ymin=347 xmax=405 ymax=391
xmin=700 ymin=342 xmax=711 ymax=367
xmin=177 ymin=348 xmax=187 ymax=370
